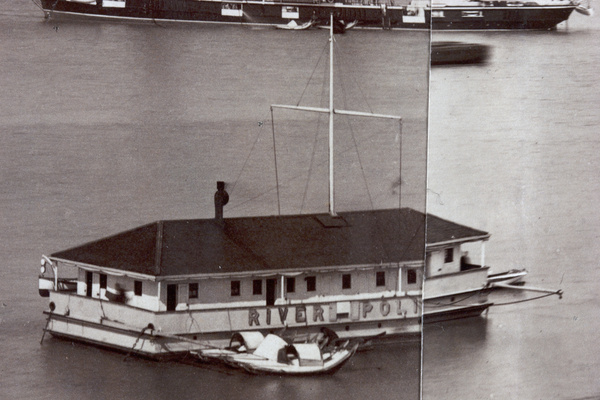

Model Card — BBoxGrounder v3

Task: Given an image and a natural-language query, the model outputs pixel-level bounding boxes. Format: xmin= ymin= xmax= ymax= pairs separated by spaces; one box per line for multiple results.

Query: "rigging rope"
xmin=332 ymin=39 xmax=375 ymax=115
xmin=300 ymin=62 xmax=328 ymax=213
xmin=31 ymin=0 xmax=44 ymax=11
xmin=228 ymin=32 xmax=402 ymax=215
xmin=229 ymin=110 xmax=271 ymax=195
xmin=295 ymin=41 xmax=329 ymax=107
xmin=270 ymin=107 xmax=281 ymax=215
xmin=491 ymin=292 xmax=559 ymax=306
xmin=338 ymin=69 xmax=375 ymax=211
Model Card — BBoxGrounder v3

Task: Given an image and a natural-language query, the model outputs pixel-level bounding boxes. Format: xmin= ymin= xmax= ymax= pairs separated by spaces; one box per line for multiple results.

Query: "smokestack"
xmin=214 ymin=181 xmax=229 ymax=223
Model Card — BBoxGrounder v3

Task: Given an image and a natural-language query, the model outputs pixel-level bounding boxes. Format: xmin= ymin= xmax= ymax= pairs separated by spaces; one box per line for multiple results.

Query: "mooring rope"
xmin=40 ymin=315 xmax=51 ymax=345
xmin=123 ymin=326 xmax=150 ymax=361
xmin=423 ymin=291 xmax=482 ymax=308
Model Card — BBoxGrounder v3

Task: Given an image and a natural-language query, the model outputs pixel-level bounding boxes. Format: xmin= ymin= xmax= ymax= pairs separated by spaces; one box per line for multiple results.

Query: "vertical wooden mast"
xmin=271 ymin=15 xmax=402 ymax=216
xmin=328 ymin=14 xmax=336 ymax=216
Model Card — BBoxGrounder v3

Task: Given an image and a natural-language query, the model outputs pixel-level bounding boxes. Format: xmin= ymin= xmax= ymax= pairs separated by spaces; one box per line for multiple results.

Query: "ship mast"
xmin=271 ymin=14 xmax=402 ymax=217
xmin=328 ymin=14 xmax=335 ymax=216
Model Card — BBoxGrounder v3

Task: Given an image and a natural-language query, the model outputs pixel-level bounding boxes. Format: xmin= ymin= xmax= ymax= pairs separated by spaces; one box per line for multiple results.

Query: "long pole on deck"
xmin=491 ymin=282 xmax=563 ymax=298
xmin=328 ymin=14 xmax=336 ymax=216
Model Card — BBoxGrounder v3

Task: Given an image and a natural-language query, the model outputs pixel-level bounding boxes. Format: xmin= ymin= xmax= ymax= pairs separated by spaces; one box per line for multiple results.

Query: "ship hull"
xmin=41 ymin=291 xmax=421 ymax=359
xmin=41 ymin=0 xmax=576 ymax=31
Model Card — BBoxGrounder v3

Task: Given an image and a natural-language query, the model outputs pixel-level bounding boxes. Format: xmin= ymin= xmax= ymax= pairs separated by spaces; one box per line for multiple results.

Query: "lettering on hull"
xmin=247 ymin=300 xmax=413 ymax=327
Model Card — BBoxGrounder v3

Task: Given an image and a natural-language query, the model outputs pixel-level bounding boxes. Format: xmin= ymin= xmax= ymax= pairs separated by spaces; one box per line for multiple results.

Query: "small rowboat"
xmin=487 ymin=269 xmax=527 ymax=285
xmin=193 ymin=332 xmax=358 ymax=376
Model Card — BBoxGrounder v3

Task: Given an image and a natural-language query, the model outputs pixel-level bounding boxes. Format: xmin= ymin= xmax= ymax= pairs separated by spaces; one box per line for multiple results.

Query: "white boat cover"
xmin=237 ymin=332 xmax=265 ymax=351
xmin=253 ymin=334 xmax=288 ymax=361
xmin=292 ymin=343 xmax=323 ymax=367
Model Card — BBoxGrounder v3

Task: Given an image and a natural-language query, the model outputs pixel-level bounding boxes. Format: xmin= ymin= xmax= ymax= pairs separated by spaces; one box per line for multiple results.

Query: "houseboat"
xmin=38 ymin=19 xmax=497 ymax=359
xmin=39 ymin=186 xmax=504 ymax=358
xmin=36 ymin=0 xmax=586 ymax=31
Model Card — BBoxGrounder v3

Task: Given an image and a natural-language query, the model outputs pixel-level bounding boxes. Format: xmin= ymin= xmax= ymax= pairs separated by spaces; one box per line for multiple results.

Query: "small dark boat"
xmin=431 ymin=41 xmax=490 ymax=65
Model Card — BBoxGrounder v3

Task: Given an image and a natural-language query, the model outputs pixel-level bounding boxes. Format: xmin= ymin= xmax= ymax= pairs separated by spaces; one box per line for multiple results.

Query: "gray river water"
xmin=1 ymin=1 xmax=598 ymax=399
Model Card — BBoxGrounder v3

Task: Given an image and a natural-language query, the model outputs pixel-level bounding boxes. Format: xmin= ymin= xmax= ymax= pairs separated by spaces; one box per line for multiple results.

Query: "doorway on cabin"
xmin=86 ymin=271 xmax=93 ymax=297
xmin=167 ymin=284 xmax=177 ymax=311
xmin=266 ymin=279 xmax=276 ymax=306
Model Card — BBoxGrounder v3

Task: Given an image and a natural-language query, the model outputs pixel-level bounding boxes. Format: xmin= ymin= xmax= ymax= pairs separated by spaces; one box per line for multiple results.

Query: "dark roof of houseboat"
xmin=50 ymin=208 xmax=488 ymax=277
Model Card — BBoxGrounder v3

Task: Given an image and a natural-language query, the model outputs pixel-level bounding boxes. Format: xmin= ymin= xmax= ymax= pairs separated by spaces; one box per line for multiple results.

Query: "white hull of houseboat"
xmin=422 ymin=266 xmax=492 ymax=323
xmin=42 ymin=290 xmax=421 ymax=359
xmin=422 ymin=290 xmax=492 ymax=324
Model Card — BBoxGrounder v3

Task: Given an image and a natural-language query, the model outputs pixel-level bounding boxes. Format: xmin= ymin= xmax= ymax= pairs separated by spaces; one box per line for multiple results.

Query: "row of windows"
xmin=87 ymin=273 xmax=142 ymax=297
xmin=223 ymin=270 xmax=417 ymax=297
xmin=92 ymin=269 xmax=418 ymax=300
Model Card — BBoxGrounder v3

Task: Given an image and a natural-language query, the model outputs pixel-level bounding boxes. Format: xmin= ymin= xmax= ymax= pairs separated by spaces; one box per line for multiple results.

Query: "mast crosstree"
xmin=271 ymin=14 xmax=402 ymax=216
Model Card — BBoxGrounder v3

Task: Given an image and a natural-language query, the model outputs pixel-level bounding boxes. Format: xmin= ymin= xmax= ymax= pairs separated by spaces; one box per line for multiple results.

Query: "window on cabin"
xmin=253 ymin=279 xmax=262 ymax=295
xmin=134 ymin=281 xmax=142 ymax=296
xmin=342 ymin=274 xmax=351 ymax=289
xmin=305 ymin=276 xmax=316 ymax=292
xmin=231 ymin=280 xmax=240 ymax=296
xmin=286 ymin=277 xmax=295 ymax=293
xmin=100 ymin=274 xmax=107 ymax=289
xmin=376 ymin=271 xmax=386 ymax=287
xmin=189 ymin=283 xmax=198 ymax=299
xmin=444 ymin=248 xmax=454 ymax=263
xmin=407 ymin=269 xmax=417 ymax=285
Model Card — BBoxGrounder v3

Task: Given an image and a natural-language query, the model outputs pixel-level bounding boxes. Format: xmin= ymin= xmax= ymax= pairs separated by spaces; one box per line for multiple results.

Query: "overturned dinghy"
xmin=275 ymin=20 xmax=313 ymax=30
xmin=195 ymin=333 xmax=358 ymax=376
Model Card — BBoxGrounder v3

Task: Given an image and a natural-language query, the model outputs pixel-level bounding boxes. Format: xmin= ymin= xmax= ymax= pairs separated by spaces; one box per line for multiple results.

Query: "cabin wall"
xmin=71 ymin=265 xmax=421 ymax=313
xmin=426 ymin=245 xmax=462 ymax=277
xmin=281 ymin=268 xmax=398 ymax=300
xmin=159 ymin=266 xmax=416 ymax=311
xmin=76 ymin=269 xmax=160 ymax=311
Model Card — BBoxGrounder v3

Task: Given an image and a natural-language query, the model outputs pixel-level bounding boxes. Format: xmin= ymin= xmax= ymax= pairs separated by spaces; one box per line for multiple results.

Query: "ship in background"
xmin=36 ymin=0 xmax=589 ymax=31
